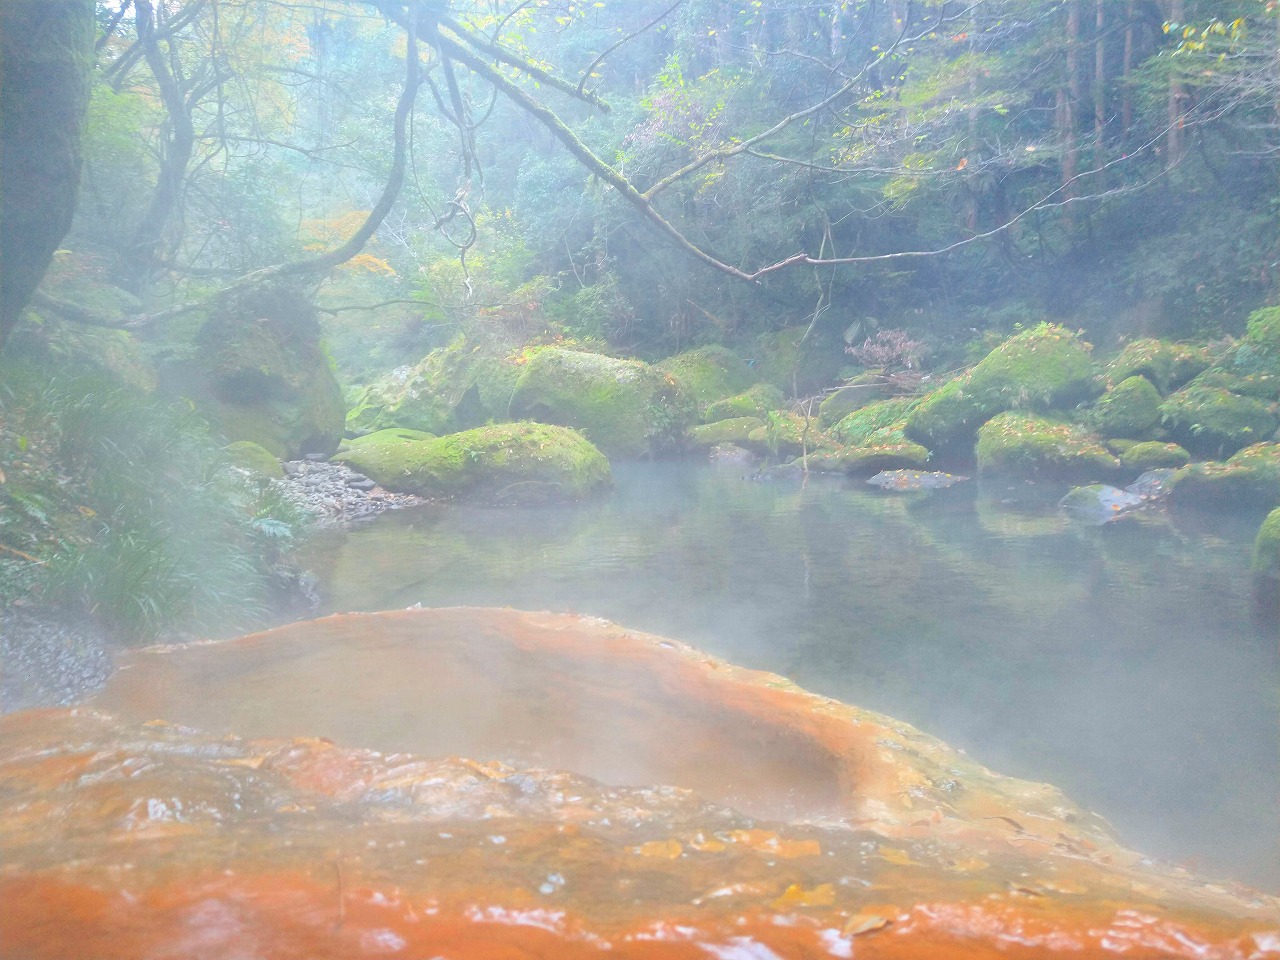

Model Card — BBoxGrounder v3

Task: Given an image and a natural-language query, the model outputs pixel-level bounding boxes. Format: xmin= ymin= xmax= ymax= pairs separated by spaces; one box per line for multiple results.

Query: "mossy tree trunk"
xmin=0 ymin=0 xmax=95 ymax=353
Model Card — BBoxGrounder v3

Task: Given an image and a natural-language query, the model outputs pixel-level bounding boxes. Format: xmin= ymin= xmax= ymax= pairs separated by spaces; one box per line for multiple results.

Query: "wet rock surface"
xmin=0 ymin=608 xmax=1268 ymax=959
xmin=281 ymin=457 xmax=425 ymax=525
xmin=0 ymin=609 xmax=111 ymax=713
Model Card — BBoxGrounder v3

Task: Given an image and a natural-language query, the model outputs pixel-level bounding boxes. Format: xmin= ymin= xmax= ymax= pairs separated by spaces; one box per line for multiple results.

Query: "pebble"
xmin=0 ymin=610 xmax=111 ymax=713
xmin=279 ymin=459 xmax=425 ymax=526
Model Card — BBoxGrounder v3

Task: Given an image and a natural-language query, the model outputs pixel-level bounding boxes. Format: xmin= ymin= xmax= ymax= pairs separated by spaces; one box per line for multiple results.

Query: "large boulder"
xmin=183 ymin=285 xmax=345 ymax=459
xmin=345 ymin=338 xmax=521 ymax=436
xmin=1084 ymin=375 xmax=1162 ymax=438
xmin=703 ymin=383 xmax=786 ymax=423
xmin=1106 ymin=339 xmax=1212 ymax=394
xmin=1157 ymin=383 xmax=1278 ymax=458
xmin=906 ymin=324 xmax=1099 ymax=451
xmin=975 ymin=412 xmax=1118 ymax=480
xmin=654 ymin=345 xmax=755 ymax=411
xmin=687 ymin=416 xmax=765 ymax=450
xmin=830 ymin=395 xmax=920 ymax=446
xmin=1252 ymin=507 xmax=1280 ymax=579
xmin=1169 ymin=442 xmax=1280 ymax=511
xmin=508 ymin=348 xmax=693 ymax=458
xmin=1119 ymin=441 xmax=1191 ymax=471
xmin=333 ymin=422 xmax=611 ymax=504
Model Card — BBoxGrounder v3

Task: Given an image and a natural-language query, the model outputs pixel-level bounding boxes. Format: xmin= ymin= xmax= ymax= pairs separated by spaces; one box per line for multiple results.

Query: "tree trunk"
xmin=1166 ymin=0 xmax=1185 ymax=166
xmin=1122 ymin=0 xmax=1135 ymax=142
xmin=1094 ymin=0 xmax=1106 ymax=164
xmin=0 ymin=0 xmax=95 ymax=352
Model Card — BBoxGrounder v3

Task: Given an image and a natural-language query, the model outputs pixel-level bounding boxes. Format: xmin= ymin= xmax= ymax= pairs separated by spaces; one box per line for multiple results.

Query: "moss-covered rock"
xmin=703 ymin=384 xmax=786 ymax=423
xmin=687 ymin=417 xmax=765 ymax=450
xmin=333 ymin=422 xmax=611 ymax=504
xmin=185 ymin=285 xmax=346 ymax=459
xmin=1157 ymin=383 xmax=1278 ymax=458
xmin=830 ymin=395 xmax=920 ymax=447
xmin=224 ymin=440 xmax=282 ymax=478
xmin=345 ymin=338 xmax=522 ymax=436
xmin=817 ymin=377 xmax=887 ymax=427
xmin=1213 ymin=307 xmax=1280 ymax=399
xmin=1084 ymin=375 xmax=1162 ymax=438
xmin=1169 ymin=442 xmax=1280 ymax=511
xmin=975 ymin=412 xmax=1118 ymax=480
xmin=1106 ymin=438 xmax=1139 ymax=455
xmin=509 ymin=348 xmax=693 ymax=458
xmin=807 ymin=442 xmax=930 ymax=474
xmin=1119 ymin=441 xmax=1190 ymax=471
xmin=655 ymin=345 xmax=754 ymax=410
xmin=1106 ymin=339 xmax=1212 ymax=394
xmin=1252 ymin=507 xmax=1280 ymax=578
xmin=906 ymin=324 xmax=1099 ymax=451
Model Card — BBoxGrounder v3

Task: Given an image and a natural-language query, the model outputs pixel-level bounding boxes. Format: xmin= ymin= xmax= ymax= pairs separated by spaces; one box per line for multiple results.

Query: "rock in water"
xmin=0 ymin=609 xmax=1271 ymax=959
xmin=1059 ymin=484 xmax=1146 ymax=523
xmin=867 ymin=469 xmax=968 ymax=491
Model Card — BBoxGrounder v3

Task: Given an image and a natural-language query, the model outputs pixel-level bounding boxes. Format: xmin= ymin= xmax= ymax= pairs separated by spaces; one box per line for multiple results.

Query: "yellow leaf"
xmin=843 ymin=914 xmax=890 ymax=936
xmin=772 ymin=883 xmax=835 ymax=909
xmin=634 ymin=839 xmax=682 ymax=859
xmin=878 ymin=846 xmax=920 ymax=866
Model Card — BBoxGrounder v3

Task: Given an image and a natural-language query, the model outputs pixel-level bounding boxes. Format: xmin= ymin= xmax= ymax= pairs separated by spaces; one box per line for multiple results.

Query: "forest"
xmin=1 ymin=2 xmax=1280 ymax=957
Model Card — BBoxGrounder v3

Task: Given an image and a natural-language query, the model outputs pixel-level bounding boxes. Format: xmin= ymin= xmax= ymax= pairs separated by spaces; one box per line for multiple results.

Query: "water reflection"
xmin=301 ymin=462 xmax=1280 ymax=891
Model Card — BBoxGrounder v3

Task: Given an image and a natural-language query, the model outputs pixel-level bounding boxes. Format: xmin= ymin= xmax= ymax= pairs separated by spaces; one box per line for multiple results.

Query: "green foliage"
xmin=0 ymin=363 xmax=307 ymax=642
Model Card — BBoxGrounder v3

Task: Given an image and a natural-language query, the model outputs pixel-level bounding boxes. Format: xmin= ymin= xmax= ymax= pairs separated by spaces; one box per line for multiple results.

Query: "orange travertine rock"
xmin=0 ymin=608 xmax=1276 ymax=959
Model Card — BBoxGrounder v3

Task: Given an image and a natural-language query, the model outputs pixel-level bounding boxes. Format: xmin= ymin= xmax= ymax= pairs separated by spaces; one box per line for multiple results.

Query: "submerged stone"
xmin=0 ymin=608 xmax=1272 ymax=959
xmin=1059 ymin=484 xmax=1146 ymax=524
xmin=866 ymin=469 xmax=968 ymax=490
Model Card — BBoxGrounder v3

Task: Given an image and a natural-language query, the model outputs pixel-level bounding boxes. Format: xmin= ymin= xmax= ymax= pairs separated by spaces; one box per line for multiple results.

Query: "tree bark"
xmin=0 ymin=0 xmax=95 ymax=352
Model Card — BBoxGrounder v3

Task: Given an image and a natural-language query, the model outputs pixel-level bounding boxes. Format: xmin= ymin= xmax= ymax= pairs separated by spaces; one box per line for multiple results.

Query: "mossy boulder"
xmin=817 ymin=377 xmax=888 ymax=427
xmin=346 ymin=339 xmax=521 ymax=436
xmin=975 ymin=412 xmax=1118 ymax=480
xmin=830 ymin=395 xmax=919 ymax=447
xmin=1169 ymin=442 xmax=1280 ymax=511
xmin=655 ymin=345 xmax=755 ymax=410
xmin=188 ymin=285 xmax=345 ymax=459
xmin=807 ymin=442 xmax=930 ymax=474
xmin=1119 ymin=441 xmax=1190 ymax=471
xmin=1084 ymin=375 xmax=1162 ymax=438
xmin=906 ymin=324 xmax=1099 ymax=451
xmin=1213 ymin=307 xmax=1280 ymax=399
xmin=508 ymin=348 xmax=693 ymax=458
xmin=1252 ymin=507 xmax=1280 ymax=578
xmin=703 ymin=384 xmax=786 ymax=423
xmin=333 ymin=422 xmax=611 ymax=504
xmin=1157 ymin=384 xmax=1278 ymax=458
xmin=1106 ymin=339 xmax=1212 ymax=394
xmin=224 ymin=440 xmax=282 ymax=478
xmin=687 ymin=417 xmax=765 ymax=450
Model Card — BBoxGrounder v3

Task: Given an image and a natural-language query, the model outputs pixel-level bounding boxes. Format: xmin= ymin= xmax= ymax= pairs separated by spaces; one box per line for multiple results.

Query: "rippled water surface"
xmin=302 ymin=462 xmax=1280 ymax=891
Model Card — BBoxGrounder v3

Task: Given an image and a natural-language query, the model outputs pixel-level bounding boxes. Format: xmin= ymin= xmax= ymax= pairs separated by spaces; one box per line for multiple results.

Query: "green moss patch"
xmin=1169 ymin=442 xmax=1280 ymax=511
xmin=655 ymin=345 xmax=755 ymax=410
xmin=704 ymin=383 xmax=786 ymax=423
xmin=1157 ymin=384 xmax=1277 ymax=458
xmin=333 ymin=422 xmax=612 ymax=504
xmin=346 ymin=338 xmax=522 ymax=436
xmin=818 ymin=376 xmax=888 ymax=427
xmin=975 ymin=412 xmax=1118 ymax=480
xmin=1119 ymin=441 xmax=1190 ymax=471
xmin=1084 ymin=375 xmax=1162 ymax=438
xmin=224 ymin=440 xmax=282 ymax=478
xmin=1106 ymin=339 xmax=1212 ymax=393
xmin=509 ymin=348 xmax=693 ymax=458
xmin=830 ymin=395 xmax=920 ymax=447
xmin=807 ymin=442 xmax=930 ymax=474
xmin=687 ymin=417 xmax=765 ymax=450
xmin=1252 ymin=507 xmax=1280 ymax=578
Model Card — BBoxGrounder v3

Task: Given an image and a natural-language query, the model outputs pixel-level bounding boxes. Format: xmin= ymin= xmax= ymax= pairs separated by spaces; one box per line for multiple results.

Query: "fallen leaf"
xmin=634 ymin=839 xmax=682 ymax=859
xmin=772 ymin=882 xmax=835 ymax=908
xmin=843 ymin=913 xmax=890 ymax=936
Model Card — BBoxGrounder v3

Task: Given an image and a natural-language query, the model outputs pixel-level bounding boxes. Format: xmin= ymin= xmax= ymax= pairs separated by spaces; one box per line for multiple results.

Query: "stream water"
xmin=301 ymin=461 xmax=1280 ymax=893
